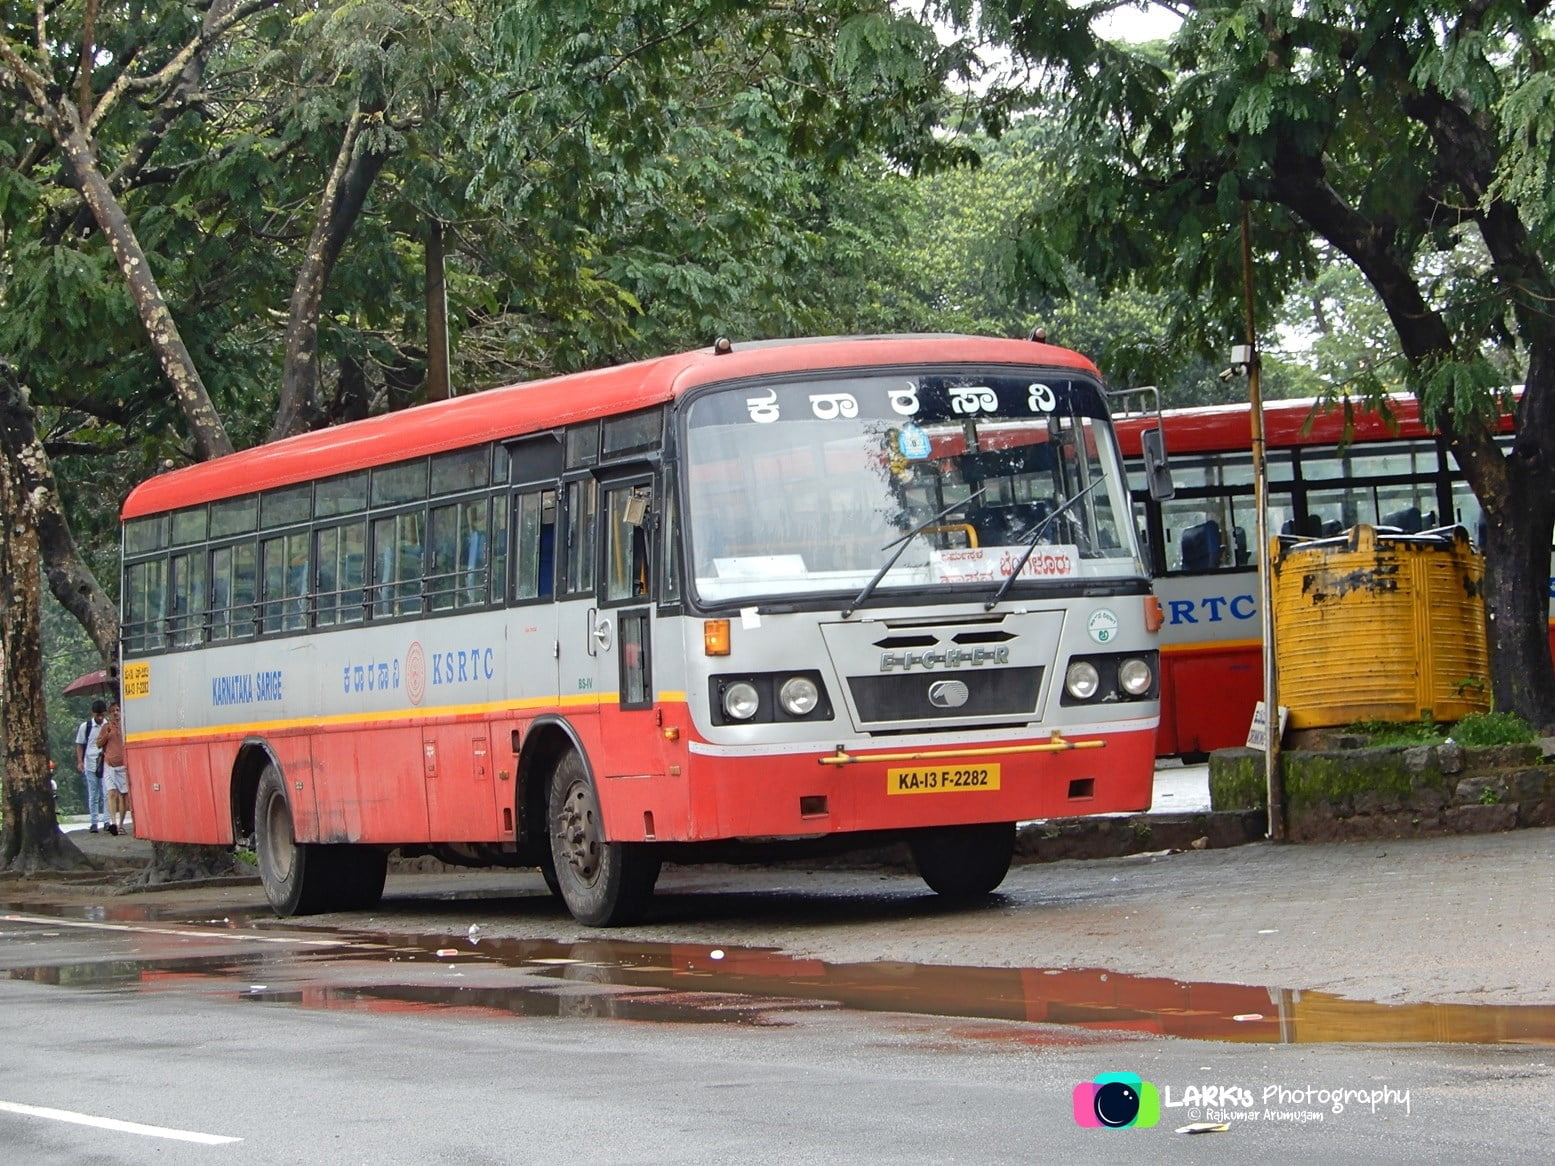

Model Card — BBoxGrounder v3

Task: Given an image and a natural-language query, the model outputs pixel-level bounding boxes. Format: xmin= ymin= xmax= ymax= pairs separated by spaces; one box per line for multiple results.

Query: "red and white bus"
xmin=1117 ymin=394 xmax=1555 ymax=758
xmin=119 ymin=335 xmax=1168 ymax=925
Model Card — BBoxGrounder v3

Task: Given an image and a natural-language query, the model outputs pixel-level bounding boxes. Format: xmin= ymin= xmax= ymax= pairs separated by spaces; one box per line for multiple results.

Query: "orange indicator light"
xmin=704 ymin=619 xmax=731 ymax=655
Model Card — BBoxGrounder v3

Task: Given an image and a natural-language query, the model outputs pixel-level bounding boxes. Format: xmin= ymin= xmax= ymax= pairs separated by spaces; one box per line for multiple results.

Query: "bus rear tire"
xmin=255 ymin=764 xmax=332 ymax=916
xmin=909 ymin=821 xmax=1016 ymax=899
xmin=547 ymin=751 xmax=660 ymax=926
xmin=328 ymin=846 xmax=388 ymax=911
xmin=538 ymin=852 xmax=563 ymax=900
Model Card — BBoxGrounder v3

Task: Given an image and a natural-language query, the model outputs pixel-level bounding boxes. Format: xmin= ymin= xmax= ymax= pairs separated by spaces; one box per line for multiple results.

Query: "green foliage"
xmin=945 ymin=0 xmax=1555 ymax=727
xmin=1451 ymin=712 xmax=1538 ymax=749
xmin=1342 ymin=710 xmax=1537 ymax=749
xmin=947 ymin=0 xmax=1547 ymax=412
xmin=1343 ymin=718 xmax=1445 ymax=748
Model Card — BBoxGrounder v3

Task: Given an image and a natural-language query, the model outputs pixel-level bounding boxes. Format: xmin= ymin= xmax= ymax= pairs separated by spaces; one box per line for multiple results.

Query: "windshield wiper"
xmin=843 ymin=488 xmax=986 ymax=618
xmin=983 ymin=478 xmax=1104 ymax=611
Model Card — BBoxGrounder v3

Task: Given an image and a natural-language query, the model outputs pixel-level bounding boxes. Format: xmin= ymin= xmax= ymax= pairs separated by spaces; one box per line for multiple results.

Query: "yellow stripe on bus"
xmin=126 ymin=690 xmax=689 ymax=744
xmin=1159 ymin=638 xmax=1261 ymax=656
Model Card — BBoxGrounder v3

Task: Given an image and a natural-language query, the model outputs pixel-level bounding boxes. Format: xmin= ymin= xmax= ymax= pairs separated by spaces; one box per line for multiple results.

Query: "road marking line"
xmin=0 ymin=1099 xmax=241 ymax=1144
xmin=0 ymin=913 xmax=346 ymax=947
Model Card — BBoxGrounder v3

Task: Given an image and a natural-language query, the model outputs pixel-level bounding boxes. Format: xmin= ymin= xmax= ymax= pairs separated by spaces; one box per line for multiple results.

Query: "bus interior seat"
xmin=967 ymin=506 xmax=1012 ymax=546
xmin=1383 ymin=506 xmax=1423 ymax=533
xmin=1233 ymin=526 xmax=1249 ymax=566
xmin=969 ymin=501 xmax=1052 ymax=546
xmin=1282 ymin=516 xmax=1325 ymax=537
xmin=1180 ymin=519 xmax=1222 ymax=571
xmin=537 ymin=525 xmax=555 ymax=597
xmin=1321 ymin=519 xmax=1343 ymax=536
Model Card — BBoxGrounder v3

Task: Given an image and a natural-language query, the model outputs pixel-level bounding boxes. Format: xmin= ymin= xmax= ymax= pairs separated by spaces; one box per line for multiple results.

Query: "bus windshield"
xmin=683 ymin=370 xmax=1142 ymax=606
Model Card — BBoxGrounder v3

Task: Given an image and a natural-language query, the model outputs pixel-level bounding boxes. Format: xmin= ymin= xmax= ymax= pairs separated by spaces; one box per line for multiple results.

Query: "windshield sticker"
xmin=809 ymin=392 xmax=859 ymax=420
xmin=931 ymin=545 xmax=1079 ymax=583
xmin=1088 ymin=608 xmax=1120 ymax=644
xmin=950 ymin=384 xmax=999 ymax=414
xmin=697 ymin=374 xmax=1105 ymax=430
xmin=897 ymin=423 xmax=932 ymax=460
xmin=746 ymin=388 xmax=780 ymax=423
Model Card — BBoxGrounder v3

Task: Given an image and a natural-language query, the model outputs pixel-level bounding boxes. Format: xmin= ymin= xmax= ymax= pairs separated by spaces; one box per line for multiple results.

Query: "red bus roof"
xmin=1114 ymin=392 xmax=1518 ymax=457
xmin=121 ymin=334 xmax=1100 ymax=519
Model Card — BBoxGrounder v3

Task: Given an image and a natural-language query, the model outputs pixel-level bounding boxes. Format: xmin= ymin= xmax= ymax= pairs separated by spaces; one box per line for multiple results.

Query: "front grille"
xmin=847 ymin=667 xmax=1043 ymax=722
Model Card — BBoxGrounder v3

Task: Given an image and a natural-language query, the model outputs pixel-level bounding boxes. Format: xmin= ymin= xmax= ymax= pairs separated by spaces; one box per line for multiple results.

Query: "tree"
xmin=944 ymin=0 xmax=1555 ymax=729
xmin=1 ymin=363 xmax=89 ymax=871
xmin=1 ymin=0 xmax=969 ymax=870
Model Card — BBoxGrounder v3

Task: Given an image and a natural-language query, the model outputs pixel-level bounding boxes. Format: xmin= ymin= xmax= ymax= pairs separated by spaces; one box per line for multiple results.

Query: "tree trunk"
xmin=329 ymin=352 xmax=372 ymax=425
xmin=1463 ymin=355 xmax=1555 ymax=733
xmin=0 ymin=363 xmax=90 ymax=873
xmin=40 ymin=103 xmax=235 ymax=462
xmin=1271 ymin=151 xmax=1555 ymax=732
xmin=271 ymin=102 xmax=391 ymax=440
xmin=426 ymin=218 xmax=452 ymax=402
xmin=9 ymin=406 xmax=121 ymax=665
xmin=131 ymin=842 xmax=247 ymax=886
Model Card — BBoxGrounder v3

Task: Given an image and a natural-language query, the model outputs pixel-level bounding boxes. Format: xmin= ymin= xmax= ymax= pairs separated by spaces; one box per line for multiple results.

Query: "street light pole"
xmin=1241 ymin=203 xmax=1285 ymax=841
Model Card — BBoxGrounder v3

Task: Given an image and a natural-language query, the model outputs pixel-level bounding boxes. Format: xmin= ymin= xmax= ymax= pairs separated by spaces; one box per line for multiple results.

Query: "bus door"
xmin=570 ymin=472 xmax=661 ymax=763
xmin=512 ymin=484 xmax=562 ymax=700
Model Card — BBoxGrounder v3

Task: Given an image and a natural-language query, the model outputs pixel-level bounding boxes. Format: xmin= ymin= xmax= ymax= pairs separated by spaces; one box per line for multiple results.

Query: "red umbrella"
xmin=61 ymin=669 xmax=116 ymax=698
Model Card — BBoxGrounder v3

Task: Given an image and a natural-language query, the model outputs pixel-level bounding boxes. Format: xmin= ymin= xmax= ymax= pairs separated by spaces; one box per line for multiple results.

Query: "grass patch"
xmin=1343 ymin=718 xmax=1444 ymax=748
xmin=1342 ymin=711 xmax=1537 ymax=749
xmin=1451 ymin=711 xmax=1537 ymax=747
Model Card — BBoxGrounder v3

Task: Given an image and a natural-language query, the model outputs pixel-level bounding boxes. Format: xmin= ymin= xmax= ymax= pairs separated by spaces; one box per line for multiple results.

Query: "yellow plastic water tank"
xmin=1270 ymin=524 xmax=1490 ymax=728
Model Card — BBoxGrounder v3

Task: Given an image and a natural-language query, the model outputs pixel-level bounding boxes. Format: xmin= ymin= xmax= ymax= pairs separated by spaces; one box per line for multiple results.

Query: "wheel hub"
xmin=263 ymin=792 xmax=296 ymax=881
xmin=555 ymin=783 xmax=601 ymax=882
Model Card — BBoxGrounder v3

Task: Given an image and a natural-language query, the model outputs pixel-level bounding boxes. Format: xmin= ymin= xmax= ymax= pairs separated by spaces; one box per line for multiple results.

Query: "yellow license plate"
xmin=886 ymin=764 xmax=1002 ymax=795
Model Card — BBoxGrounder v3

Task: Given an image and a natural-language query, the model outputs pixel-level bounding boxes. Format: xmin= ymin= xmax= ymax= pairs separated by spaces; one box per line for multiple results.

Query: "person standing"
xmin=73 ymin=700 xmax=108 ymax=833
xmin=96 ymin=702 xmax=131 ymax=836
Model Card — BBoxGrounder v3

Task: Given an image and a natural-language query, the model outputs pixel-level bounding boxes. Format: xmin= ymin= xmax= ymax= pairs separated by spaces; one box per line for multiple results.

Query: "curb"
xmin=1016 ymin=809 xmax=1268 ymax=863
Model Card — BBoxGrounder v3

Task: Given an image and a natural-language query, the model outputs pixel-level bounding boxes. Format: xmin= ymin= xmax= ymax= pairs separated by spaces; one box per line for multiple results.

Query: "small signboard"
xmin=1246 ymin=701 xmax=1289 ymax=749
xmin=930 ymin=545 xmax=1079 ymax=584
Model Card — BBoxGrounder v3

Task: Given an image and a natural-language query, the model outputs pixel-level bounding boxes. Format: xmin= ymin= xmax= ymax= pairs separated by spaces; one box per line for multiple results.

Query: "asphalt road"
xmin=0 ymin=929 xmax=1548 ymax=1165
xmin=1 ymin=823 xmax=1551 ymax=1162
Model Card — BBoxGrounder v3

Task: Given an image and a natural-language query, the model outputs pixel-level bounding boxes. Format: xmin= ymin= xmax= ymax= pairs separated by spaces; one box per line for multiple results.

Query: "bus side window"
xmin=660 ymin=479 xmax=680 ymax=602
xmin=261 ymin=531 xmax=310 ymax=633
xmin=427 ymin=505 xmax=456 ymax=611
xmin=124 ymin=559 xmax=167 ymax=653
xmin=515 ymin=488 xmax=557 ymax=601
xmin=169 ymin=550 xmax=207 ymax=647
xmin=563 ymin=478 xmax=596 ymax=594
xmin=489 ymin=497 xmax=509 ymax=603
xmin=604 ymin=484 xmax=652 ymax=602
xmin=372 ymin=512 xmax=424 ymax=617
xmin=316 ymin=522 xmax=365 ymax=625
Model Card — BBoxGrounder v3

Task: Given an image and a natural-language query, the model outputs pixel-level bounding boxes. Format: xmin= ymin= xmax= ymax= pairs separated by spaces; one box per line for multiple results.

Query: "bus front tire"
xmin=547 ymin=751 xmax=660 ymax=927
xmin=255 ymin=765 xmax=330 ymax=916
xmin=909 ymin=821 xmax=1016 ymax=899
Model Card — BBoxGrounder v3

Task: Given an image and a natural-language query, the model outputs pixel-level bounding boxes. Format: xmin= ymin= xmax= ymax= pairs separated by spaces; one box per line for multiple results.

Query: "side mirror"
xmin=1140 ymin=427 xmax=1174 ymax=500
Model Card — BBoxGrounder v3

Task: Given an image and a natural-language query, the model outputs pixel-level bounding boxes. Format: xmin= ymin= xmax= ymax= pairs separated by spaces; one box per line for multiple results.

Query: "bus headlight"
xmin=722 ymin=681 xmax=760 ymax=721
xmin=779 ymin=676 xmax=820 ymax=716
xmin=1119 ymin=657 xmax=1154 ymax=696
xmin=1065 ymin=660 xmax=1101 ymax=700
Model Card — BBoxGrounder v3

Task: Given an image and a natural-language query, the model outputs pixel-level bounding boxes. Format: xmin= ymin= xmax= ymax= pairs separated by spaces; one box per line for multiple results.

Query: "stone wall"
xmin=1209 ymin=740 xmax=1555 ymax=842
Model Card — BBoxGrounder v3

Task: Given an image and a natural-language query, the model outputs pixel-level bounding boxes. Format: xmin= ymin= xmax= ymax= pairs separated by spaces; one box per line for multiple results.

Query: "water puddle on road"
xmin=3 ymin=902 xmax=1552 ymax=1045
